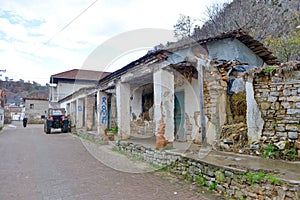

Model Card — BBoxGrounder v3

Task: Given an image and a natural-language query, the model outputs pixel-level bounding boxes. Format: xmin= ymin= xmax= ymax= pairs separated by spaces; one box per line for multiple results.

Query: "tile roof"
xmin=50 ymin=69 xmax=110 ymax=83
xmin=24 ymin=93 xmax=48 ymax=101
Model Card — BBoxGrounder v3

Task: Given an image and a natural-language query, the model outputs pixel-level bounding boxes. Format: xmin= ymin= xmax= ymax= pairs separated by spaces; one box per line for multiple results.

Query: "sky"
xmin=0 ymin=0 xmax=230 ymax=85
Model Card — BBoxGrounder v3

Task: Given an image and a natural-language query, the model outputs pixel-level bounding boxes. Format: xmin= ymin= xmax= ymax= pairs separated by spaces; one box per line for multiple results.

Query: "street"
xmin=0 ymin=122 xmax=217 ymax=200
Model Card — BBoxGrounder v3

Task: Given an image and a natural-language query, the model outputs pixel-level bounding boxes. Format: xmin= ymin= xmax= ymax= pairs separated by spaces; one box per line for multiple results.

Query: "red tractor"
xmin=44 ymin=108 xmax=69 ymax=134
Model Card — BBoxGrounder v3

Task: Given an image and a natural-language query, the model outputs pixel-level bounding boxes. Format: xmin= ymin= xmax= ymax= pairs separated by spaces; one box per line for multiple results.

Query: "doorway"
xmin=174 ymin=91 xmax=185 ymax=141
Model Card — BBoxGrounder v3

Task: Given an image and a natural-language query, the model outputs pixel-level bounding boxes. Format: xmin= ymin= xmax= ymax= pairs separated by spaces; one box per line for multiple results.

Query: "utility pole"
xmin=0 ymin=69 xmax=6 ymax=80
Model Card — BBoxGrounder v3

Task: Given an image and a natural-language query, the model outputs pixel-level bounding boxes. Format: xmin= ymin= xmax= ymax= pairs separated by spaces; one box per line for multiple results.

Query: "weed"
xmin=262 ymin=144 xmax=276 ymax=159
xmin=246 ymin=172 xmax=266 ymax=186
xmin=148 ymin=162 xmax=161 ymax=169
xmin=284 ymin=148 xmax=297 ymax=160
xmin=267 ymin=175 xmax=280 ymax=185
xmin=106 ymin=126 xmax=118 ymax=134
xmin=263 ymin=66 xmax=275 ymax=74
xmin=209 ymin=182 xmax=217 ymax=191
xmin=194 ymin=174 xmax=207 ymax=186
xmin=111 ymin=146 xmax=128 ymax=156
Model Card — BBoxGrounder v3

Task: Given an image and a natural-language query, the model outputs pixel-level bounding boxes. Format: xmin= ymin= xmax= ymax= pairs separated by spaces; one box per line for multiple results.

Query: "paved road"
xmin=0 ymin=122 xmax=219 ymax=200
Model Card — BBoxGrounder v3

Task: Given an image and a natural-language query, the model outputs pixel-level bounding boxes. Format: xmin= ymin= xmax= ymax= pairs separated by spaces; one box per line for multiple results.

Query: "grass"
xmin=246 ymin=172 xmax=266 ymax=186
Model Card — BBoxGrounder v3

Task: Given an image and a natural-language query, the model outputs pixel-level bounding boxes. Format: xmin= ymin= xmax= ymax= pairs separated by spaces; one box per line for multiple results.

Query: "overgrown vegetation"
xmin=245 ymin=172 xmax=281 ymax=186
xmin=262 ymin=143 xmax=298 ymax=161
xmin=106 ymin=126 xmax=118 ymax=135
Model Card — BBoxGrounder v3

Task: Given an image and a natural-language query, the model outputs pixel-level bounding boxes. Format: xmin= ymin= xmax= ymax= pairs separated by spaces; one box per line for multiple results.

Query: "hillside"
xmin=193 ymin=0 xmax=300 ymax=62
xmin=0 ymin=81 xmax=49 ymax=105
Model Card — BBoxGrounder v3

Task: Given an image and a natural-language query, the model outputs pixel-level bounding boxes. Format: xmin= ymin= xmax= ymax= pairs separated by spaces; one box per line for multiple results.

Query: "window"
xmin=30 ymin=104 xmax=34 ymax=109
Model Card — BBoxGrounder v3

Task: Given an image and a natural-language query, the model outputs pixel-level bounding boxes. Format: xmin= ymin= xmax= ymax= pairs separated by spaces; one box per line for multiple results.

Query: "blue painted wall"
xmin=167 ymin=38 xmax=264 ymax=67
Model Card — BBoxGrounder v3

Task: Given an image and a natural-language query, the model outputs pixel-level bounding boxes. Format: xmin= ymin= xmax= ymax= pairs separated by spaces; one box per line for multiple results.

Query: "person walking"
xmin=23 ymin=117 xmax=28 ymax=128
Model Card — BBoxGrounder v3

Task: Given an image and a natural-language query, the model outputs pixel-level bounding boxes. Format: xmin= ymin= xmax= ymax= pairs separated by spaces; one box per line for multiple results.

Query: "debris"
xmin=274 ymin=141 xmax=286 ymax=150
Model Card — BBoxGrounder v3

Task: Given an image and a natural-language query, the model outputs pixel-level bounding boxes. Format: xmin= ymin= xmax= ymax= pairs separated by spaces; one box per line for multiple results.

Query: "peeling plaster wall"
xmin=174 ymin=74 xmax=200 ymax=142
xmin=207 ymin=38 xmax=264 ymax=66
xmin=154 ymin=69 xmax=174 ymax=142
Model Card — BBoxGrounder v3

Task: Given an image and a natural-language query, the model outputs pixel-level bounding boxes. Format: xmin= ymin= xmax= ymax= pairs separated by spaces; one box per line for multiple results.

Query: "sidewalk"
xmin=126 ymin=136 xmax=300 ymax=184
xmin=75 ymin=130 xmax=300 ymax=184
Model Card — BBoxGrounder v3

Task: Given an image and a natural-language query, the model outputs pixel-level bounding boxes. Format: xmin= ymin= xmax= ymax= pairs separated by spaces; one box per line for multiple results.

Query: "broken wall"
xmin=130 ymin=84 xmax=155 ymax=138
xmin=253 ymin=63 xmax=300 ymax=152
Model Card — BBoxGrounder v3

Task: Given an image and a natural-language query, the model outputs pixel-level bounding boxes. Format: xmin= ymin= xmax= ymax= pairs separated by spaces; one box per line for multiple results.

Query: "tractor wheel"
xmin=62 ymin=123 xmax=68 ymax=133
xmin=46 ymin=125 xmax=51 ymax=134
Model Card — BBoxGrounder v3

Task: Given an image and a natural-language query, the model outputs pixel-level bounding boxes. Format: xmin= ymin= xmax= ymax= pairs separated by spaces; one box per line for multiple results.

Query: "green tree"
xmin=265 ymin=31 xmax=300 ymax=62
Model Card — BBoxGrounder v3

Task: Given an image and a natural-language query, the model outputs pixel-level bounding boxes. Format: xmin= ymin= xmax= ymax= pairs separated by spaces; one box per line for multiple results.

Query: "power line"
xmin=32 ymin=0 xmax=99 ymax=54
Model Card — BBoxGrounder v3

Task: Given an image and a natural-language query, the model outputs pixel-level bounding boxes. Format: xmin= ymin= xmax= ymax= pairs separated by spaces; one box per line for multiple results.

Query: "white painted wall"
xmin=131 ymin=87 xmax=142 ymax=120
xmin=116 ymin=82 xmax=131 ymax=139
xmin=77 ymin=98 xmax=84 ymax=128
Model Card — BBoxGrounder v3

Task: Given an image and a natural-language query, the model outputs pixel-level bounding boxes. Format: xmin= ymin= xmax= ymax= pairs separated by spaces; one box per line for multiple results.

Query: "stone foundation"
xmin=116 ymin=141 xmax=299 ymax=200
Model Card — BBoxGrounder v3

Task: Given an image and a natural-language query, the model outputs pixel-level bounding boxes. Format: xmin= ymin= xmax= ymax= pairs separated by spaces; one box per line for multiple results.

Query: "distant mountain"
xmin=0 ymin=81 xmax=49 ymax=105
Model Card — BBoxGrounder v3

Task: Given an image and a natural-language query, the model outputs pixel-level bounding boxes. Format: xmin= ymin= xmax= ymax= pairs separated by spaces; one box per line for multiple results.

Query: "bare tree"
xmin=173 ymin=14 xmax=196 ymax=39
xmin=193 ymin=0 xmax=300 ymax=61
xmin=195 ymin=0 xmax=298 ymax=39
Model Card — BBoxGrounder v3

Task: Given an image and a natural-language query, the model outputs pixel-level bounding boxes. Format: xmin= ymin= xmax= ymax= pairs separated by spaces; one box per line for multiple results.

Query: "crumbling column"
xmin=97 ymin=91 xmax=108 ymax=135
xmin=116 ymin=82 xmax=131 ymax=139
xmin=70 ymin=101 xmax=76 ymax=129
xmin=153 ymin=68 xmax=174 ymax=149
xmin=85 ymin=95 xmax=95 ymax=131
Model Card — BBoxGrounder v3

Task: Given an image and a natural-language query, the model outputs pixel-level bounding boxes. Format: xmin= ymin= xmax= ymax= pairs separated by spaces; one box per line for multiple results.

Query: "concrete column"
xmin=70 ymin=101 xmax=76 ymax=128
xmin=246 ymin=81 xmax=264 ymax=142
xmin=97 ymin=91 xmax=108 ymax=135
xmin=85 ymin=95 xmax=95 ymax=131
xmin=77 ymin=98 xmax=84 ymax=128
xmin=153 ymin=69 xmax=174 ymax=149
xmin=132 ymin=87 xmax=143 ymax=120
xmin=116 ymin=82 xmax=131 ymax=139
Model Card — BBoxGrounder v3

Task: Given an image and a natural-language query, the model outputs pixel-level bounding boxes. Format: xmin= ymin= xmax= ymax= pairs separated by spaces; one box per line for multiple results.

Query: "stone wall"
xmin=253 ymin=68 xmax=300 ymax=153
xmin=130 ymin=120 xmax=155 ymax=138
xmin=116 ymin=141 xmax=299 ymax=200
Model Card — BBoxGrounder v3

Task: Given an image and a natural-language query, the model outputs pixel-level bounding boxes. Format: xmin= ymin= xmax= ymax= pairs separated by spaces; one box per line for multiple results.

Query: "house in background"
xmin=0 ymin=89 xmax=5 ymax=127
xmin=7 ymin=105 xmax=23 ymax=121
xmin=23 ymin=94 xmax=49 ymax=123
xmin=49 ymin=69 xmax=110 ymax=108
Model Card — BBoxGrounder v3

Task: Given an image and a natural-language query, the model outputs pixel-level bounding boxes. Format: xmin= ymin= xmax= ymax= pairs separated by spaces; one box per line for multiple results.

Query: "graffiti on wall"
xmin=101 ymin=97 xmax=107 ymax=124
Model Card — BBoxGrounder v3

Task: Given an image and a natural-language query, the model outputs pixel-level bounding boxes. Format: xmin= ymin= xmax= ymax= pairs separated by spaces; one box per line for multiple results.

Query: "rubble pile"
xmin=217 ymin=123 xmax=248 ymax=153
